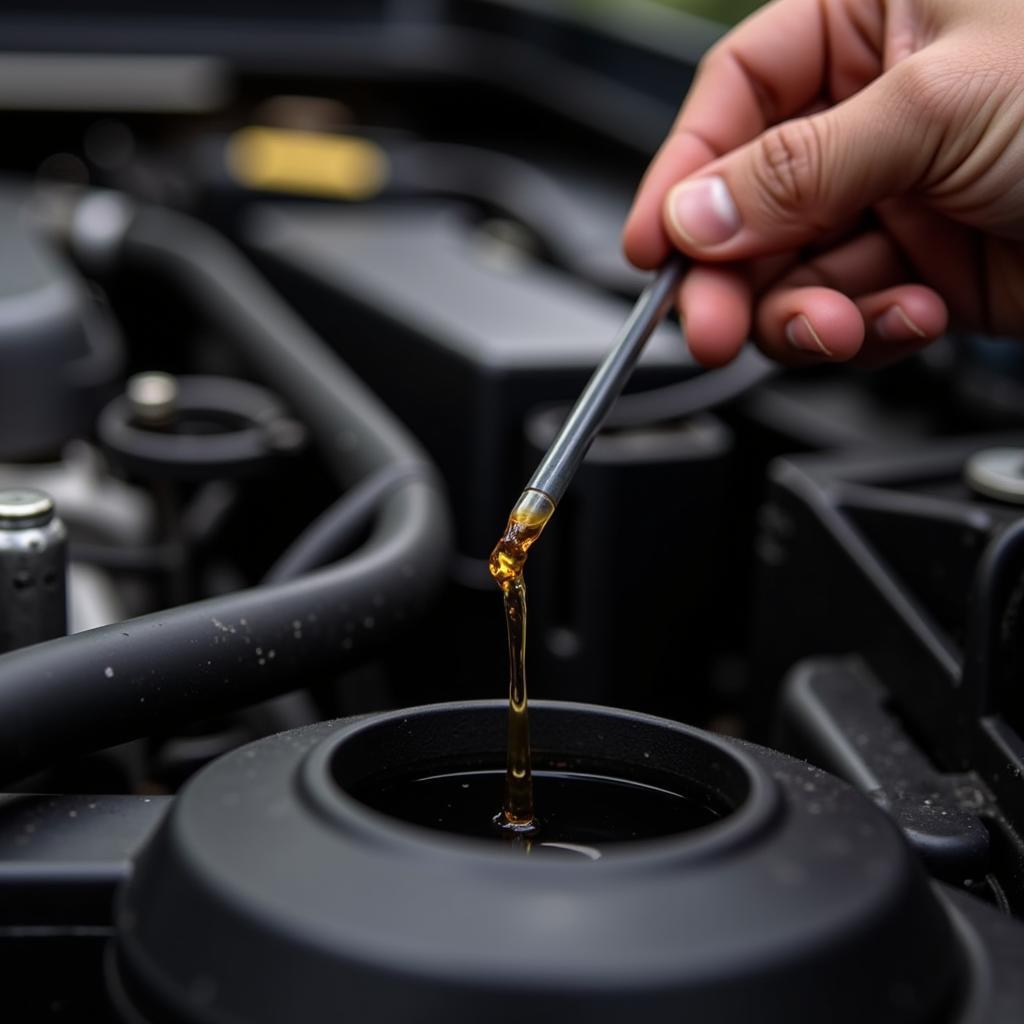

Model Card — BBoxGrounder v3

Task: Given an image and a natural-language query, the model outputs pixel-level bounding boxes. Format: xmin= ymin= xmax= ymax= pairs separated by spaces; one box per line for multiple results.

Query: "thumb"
xmin=661 ymin=65 xmax=932 ymax=260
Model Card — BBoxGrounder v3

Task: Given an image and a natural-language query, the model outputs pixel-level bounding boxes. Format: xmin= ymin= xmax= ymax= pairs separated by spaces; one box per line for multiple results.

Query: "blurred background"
xmin=587 ymin=0 xmax=763 ymax=24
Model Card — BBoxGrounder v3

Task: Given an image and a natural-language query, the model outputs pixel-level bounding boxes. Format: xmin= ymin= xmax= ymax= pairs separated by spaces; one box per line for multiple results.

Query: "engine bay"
xmin=2 ymin=3 xmax=1024 ymax=1021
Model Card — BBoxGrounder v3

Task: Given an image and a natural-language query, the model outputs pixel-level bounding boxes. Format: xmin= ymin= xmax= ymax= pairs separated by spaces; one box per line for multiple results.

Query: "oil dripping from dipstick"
xmin=487 ymin=488 xmax=555 ymax=832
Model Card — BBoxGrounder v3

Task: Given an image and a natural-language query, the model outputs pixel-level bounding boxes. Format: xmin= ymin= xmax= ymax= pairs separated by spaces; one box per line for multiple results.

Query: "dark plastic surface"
xmin=0 ymin=794 xmax=171 ymax=1023
xmin=0 ymin=793 xmax=171 ymax=927
xmin=0 ymin=188 xmax=123 ymax=460
xmin=0 ymin=3 xmax=710 ymax=154
xmin=114 ymin=700 xmax=967 ymax=1024
xmin=751 ymin=436 xmax=1024 ymax=911
xmin=243 ymin=200 xmax=697 ymax=557
xmin=524 ymin=410 xmax=733 ymax=715
xmin=941 ymin=885 xmax=1024 ymax=1021
xmin=779 ymin=657 xmax=998 ymax=890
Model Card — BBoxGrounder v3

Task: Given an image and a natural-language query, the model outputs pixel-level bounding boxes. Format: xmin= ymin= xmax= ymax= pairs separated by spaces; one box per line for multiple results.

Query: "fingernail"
xmin=875 ymin=305 xmax=927 ymax=340
xmin=666 ymin=176 xmax=741 ymax=248
xmin=785 ymin=314 xmax=833 ymax=356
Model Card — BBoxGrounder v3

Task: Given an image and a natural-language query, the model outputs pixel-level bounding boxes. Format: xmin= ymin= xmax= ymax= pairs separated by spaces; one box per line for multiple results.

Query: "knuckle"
xmin=693 ymin=42 xmax=730 ymax=89
xmin=891 ymin=59 xmax=951 ymax=122
xmin=890 ymin=52 xmax=978 ymax=128
xmin=751 ymin=117 xmax=826 ymax=217
xmin=695 ymin=43 xmax=724 ymax=78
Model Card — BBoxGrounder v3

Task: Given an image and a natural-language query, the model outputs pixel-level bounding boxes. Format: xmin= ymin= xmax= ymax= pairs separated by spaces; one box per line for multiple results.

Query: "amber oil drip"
xmin=487 ymin=488 xmax=556 ymax=831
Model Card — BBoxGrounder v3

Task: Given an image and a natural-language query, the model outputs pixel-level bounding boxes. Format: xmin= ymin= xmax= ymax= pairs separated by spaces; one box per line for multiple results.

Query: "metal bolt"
xmin=127 ymin=371 xmax=179 ymax=428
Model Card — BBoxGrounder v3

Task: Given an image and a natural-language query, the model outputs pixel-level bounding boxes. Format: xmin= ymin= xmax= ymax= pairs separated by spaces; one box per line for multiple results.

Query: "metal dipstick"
xmin=524 ymin=253 xmax=686 ymax=506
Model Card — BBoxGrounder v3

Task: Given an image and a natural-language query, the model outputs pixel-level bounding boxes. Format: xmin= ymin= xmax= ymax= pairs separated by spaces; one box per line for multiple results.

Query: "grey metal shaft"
xmin=525 ymin=253 xmax=687 ymax=504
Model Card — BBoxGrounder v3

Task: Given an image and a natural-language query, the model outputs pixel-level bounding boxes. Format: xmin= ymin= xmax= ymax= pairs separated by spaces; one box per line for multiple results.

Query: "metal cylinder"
xmin=0 ymin=488 xmax=68 ymax=653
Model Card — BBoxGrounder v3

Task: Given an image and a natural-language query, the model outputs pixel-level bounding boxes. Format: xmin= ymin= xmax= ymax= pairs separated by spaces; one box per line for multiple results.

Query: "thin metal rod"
xmin=525 ymin=253 xmax=687 ymax=504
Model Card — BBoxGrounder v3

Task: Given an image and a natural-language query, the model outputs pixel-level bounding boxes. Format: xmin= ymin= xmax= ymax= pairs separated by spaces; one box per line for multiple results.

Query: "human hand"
xmin=624 ymin=0 xmax=1024 ymax=367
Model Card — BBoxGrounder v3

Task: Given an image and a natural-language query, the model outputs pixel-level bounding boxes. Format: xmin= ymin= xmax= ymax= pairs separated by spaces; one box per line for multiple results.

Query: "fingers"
xmin=678 ymin=264 xmax=752 ymax=367
xmin=874 ymin=198 xmax=986 ymax=327
xmin=625 ymin=130 xmax=720 ymax=269
xmin=854 ymin=285 xmax=948 ymax=362
xmin=771 ymin=229 xmax=906 ymax=295
xmin=681 ymin=229 xmax=947 ymax=366
xmin=660 ymin=58 xmax=937 ymax=263
xmin=755 ymin=286 xmax=866 ymax=364
xmin=752 ymin=281 xmax=946 ymax=366
xmin=752 ymin=231 xmax=892 ymax=363
xmin=624 ymin=0 xmax=886 ymax=268
xmin=759 ymin=227 xmax=947 ymax=363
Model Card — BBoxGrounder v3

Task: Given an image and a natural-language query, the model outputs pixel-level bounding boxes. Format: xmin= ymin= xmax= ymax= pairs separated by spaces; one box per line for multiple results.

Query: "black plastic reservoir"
xmin=108 ymin=700 xmax=998 ymax=1024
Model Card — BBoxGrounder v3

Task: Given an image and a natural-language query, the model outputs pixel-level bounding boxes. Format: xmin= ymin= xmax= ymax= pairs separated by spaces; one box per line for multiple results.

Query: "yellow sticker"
xmin=226 ymin=126 xmax=389 ymax=200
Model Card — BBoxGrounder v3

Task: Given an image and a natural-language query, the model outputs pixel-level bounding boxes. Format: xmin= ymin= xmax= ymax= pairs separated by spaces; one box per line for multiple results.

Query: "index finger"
xmin=623 ymin=0 xmax=884 ymax=267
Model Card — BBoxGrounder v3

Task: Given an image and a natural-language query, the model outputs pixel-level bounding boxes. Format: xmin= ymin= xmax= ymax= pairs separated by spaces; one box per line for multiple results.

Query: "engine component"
xmin=780 ymin=657 xmax=1003 ymax=901
xmin=1 ymin=792 xmax=171 ymax=1022
xmin=0 ymin=189 xmax=123 ymax=461
xmin=0 ymin=441 xmax=155 ymax=549
xmin=98 ymin=373 xmax=306 ymax=481
xmin=125 ymin=371 xmax=178 ymax=428
xmin=108 ymin=701 xmax=1024 ymax=1024
xmin=751 ymin=436 xmax=1024 ymax=910
xmin=0 ymin=488 xmax=67 ymax=654
xmin=524 ymin=411 xmax=733 ymax=716
xmin=0 ymin=197 xmax=451 ymax=785
xmin=241 ymin=199 xmax=697 ymax=558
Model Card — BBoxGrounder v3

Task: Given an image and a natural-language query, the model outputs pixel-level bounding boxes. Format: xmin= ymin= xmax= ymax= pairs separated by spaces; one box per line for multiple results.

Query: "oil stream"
xmin=487 ymin=488 xmax=555 ymax=831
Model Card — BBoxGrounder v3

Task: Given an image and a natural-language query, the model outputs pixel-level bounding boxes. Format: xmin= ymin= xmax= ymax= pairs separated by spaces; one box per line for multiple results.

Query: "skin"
xmin=623 ymin=0 xmax=1024 ymax=368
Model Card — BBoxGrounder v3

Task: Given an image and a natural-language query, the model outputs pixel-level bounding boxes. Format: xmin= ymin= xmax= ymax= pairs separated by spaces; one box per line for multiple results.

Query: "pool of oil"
xmin=352 ymin=767 xmax=722 ymax=855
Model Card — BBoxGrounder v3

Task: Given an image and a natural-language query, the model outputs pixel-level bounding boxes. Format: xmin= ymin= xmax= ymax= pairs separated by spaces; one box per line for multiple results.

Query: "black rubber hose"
xmin=0 ymin=199 xmax=451 ymax=784
xmin=264 ymin=461 xmax=428 ymax=584
xmin=253 ymin=462 xmax=433 ymax=732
